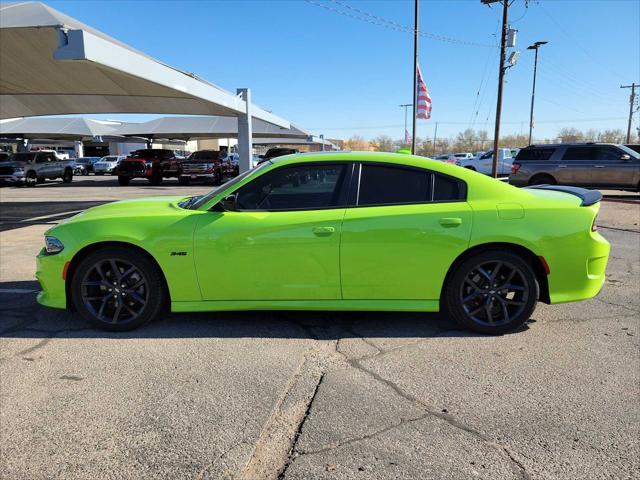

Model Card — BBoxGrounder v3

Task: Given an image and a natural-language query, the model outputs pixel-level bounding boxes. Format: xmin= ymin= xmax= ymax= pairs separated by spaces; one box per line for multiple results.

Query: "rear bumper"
xmin=547 ymin=231 xmax=610 ymax=304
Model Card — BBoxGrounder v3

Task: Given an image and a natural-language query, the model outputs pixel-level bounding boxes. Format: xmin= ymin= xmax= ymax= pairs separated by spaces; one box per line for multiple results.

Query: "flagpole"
xmin=411 ymin=0 xmax=419 ymax=154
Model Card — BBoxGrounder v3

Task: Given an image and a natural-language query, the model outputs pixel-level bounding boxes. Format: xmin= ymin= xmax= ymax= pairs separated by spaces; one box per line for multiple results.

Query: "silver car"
xmin=94 ymin=155 xmax=126 ymax=175
xmin=509 ymin=143 xmax=640 ymax=191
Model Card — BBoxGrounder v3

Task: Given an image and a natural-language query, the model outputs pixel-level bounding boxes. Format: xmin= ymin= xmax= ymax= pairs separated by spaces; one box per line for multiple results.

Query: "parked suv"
xmin=0 ymin=151 xmax=75 ymax=187
xmin=117 ymin=149 xmax=181 ymax=186
xmin=257 ymin=147 xmax=299 ymax=165
xmin=509 ymin=143 xmax=640 ymax=190
xmin=74 ymin=157 xmax=101 ymax=175
xmin=179 ymin=150 xmax=224 ymax=185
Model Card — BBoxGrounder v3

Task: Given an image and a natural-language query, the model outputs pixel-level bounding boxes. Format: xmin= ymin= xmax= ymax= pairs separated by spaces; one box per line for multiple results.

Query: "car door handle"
xmin=593 ymin=165 xmax=605 ymax=168
xmin=312 ymin=226 xmax=335 ymax=236
xmin=439 ymin=218 xmax=462 ymax=228
xmin=558 ymin=165 xmax=567 ymax=168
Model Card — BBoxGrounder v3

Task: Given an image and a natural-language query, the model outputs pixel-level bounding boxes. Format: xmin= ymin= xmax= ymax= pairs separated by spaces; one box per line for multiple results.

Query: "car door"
xmin=193 ymin=162 xmax=351 ymax=301
xmin=35 ymin=152 xmax=53 ymax=177
xmin=556 ymin=146 xmax=594 ymax=186
xmin=340 ymin=163 xmax=472 ymax=300
xmin=590 ymin=146 xmax=637 ymax=188
xmin=499 ymin=149 xmax=513 ymax=175
xmin=478 ymin=151 xmax=494 ymax=174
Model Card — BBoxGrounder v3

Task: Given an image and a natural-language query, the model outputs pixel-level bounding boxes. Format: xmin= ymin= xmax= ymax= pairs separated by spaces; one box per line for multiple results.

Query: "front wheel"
xmin=71 ymin=247 xmax=166 ymax=331
xmin=528 ymin=174 xmax=556 ymax=186
xmin=443 ymin=250 xmax=539 ymax=334
xmin=25 ymin=171 xmax=37 ymax=187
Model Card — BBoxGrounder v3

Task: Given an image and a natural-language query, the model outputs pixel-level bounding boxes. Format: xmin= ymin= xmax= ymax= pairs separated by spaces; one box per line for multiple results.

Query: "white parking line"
xmin=0 ymin=288 xmax=38 ymax=294
xmin=20 ymin=209 xmax=84 ymax=223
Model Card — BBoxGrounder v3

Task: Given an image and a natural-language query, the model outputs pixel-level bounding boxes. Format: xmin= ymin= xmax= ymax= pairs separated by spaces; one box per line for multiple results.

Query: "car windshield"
xmin=191 ymin=151 xmax=218 ymax=161
xmin=9 ymin=152 xmax=36 ymax=163
xmin=619 ymin=144 xmax=640 ymax=159
xmin=188 ymin=161 xmax=273 ymax=210
xmin=101 ymin=156 xmax=118 ymax=161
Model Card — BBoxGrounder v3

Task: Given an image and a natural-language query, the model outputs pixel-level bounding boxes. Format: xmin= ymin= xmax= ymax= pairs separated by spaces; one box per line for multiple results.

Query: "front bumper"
xmin=0 ymin=174 xmax=25 ymax=184
xmin=36 ymin=249 xmax=68 ymax=309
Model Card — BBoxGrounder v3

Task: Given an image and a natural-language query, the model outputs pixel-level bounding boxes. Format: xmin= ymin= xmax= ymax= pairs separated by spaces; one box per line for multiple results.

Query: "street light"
xmin=527 ymin=41 xmax=548 ymax=145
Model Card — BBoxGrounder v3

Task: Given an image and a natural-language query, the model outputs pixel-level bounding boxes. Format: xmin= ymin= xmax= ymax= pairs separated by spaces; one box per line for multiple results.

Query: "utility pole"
xmin=399 ymin=103 xmax=412 ymax=143
xmin=527 ymin=41 xmax=547 ymax=145
xmin=411 ymin=0 xmax=419 ymax=154
xmin=432 ymin=121 xmax=438 ymax=156
xmin=621 ymin=83 xmax=638 ymax=143
xmin=482 ymin=0 xmax=509 ymax=178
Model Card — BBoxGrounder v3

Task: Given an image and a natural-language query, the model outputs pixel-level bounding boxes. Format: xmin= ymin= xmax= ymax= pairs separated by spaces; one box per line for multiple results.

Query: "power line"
xmin=305 ymin=0 xmax=498 ymax=48
xmin=304 ymin=117 xmax=628 ymax=130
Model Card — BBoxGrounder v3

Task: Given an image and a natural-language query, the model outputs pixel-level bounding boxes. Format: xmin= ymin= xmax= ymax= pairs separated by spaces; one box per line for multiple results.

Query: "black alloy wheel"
xmin=444 ymin=250 xmax=538 ymax=334
xmin=25 ymin=171 xmax=37 ymax=187
xmin=71 ymin=247 xmax=165 ymax=331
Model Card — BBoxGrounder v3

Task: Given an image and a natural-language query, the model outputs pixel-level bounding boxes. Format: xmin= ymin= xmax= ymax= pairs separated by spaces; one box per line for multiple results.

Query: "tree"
xmin=557 ymin=127 xmax=584 ymax=143
xmin=343 ymin=135 xmax=371 ymax=151
xmin=476 ymin=130 xmax=489 ymax=151
xmin=453 ymin=128 xmax=477 ymax=152
xmin=371 ymin=135 xmax=395 ymax=152
xmin=598 ymin=129 xmax=625 ymax=143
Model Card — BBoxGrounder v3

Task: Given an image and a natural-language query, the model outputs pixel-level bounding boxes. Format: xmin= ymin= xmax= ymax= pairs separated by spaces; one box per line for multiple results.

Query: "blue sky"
xmin=47 ymin=0 xmax=640 ymax=141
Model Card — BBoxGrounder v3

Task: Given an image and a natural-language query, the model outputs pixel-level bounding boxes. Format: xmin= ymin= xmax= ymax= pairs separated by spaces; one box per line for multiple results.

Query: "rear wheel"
xmin=528 ymin=174 xmax=556 ymax=186
xmin=117 ymin=176 xmax=130 ymax=186
xmin=71 ymin=247 xmax=165 ymax=331
xmin=62 ymin=168 xmax=73 ymax=183
xmin=443 ymin=250 xmax=539 ymax=334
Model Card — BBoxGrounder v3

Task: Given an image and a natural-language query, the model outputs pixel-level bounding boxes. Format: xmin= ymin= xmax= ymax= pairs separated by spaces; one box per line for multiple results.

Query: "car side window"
xmin=235 ymin=164 xmax=347 ymax=211
xmin=562 ymin=147 xmax=594 ymax=160
xmin=358 ymin=164 xmax=431 ymax=206
xmin=594 ymin=147 xmax=622 ymax=161
xmin=433 ymin=173 xmax=465 ymax=201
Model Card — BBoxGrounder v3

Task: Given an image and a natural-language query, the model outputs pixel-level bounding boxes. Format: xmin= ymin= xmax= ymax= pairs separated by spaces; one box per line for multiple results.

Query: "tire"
xmin=71 ymin=246 xmax=166 ymax=331
xmin=62 ymin=168 xmax=73 ymax=183
xmin=25 ymin=171 xmax=37 ymax=187
xmin=149 ymin=174 xmax=163 ymax=186
xmin=118 ymin=176 xmax=130 ymax=186
xmin=178 ymin=177 xmax=190 ymax=186
xmin=528 ymin=174 xmax=556 ymax=186
xmin=443 ymin=250 xmax=539 ymax=334
xmin=95 ymin=172 xmax=104 ymax=176
xmin=82 ymin=169 xmax=88 ymax=176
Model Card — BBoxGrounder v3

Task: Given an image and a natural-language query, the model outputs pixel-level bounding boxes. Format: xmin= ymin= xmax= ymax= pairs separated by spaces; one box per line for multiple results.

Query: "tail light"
xmin=511 ymin=162 xmax=521 ymax=175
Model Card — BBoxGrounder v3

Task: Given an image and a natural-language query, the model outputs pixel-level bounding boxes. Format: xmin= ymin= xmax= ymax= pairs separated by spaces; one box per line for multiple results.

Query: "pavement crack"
xmin=348 ymin=357 xmax=530 ymax=480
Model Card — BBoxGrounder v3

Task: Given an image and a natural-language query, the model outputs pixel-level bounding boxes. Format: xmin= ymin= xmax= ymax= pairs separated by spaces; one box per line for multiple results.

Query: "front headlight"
xmin=13 ymin=167 xmax=24 ymax=174
xmin=45 ymin=236 xmax=64 ymax=254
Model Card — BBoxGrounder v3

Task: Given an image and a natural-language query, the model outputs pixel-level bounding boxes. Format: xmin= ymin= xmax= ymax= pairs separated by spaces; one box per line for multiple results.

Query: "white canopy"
xmin=0 ymin=2 xmax=289 ymax=129
xmin=113 ymin=116 xmax=309 ymax=141
xmin=0 ymin=116 xmax=123 ymax=139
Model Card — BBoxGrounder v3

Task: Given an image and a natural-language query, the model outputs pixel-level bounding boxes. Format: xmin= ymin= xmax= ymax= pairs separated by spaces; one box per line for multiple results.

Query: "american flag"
xmin=416 ymin=65 xmax=432 ymax=120
xmin=404 ymin=129 xmax=412 ymax=144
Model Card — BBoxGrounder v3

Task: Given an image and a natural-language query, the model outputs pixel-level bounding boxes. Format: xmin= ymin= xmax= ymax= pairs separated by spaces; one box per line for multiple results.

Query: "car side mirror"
xmin=213 ymin=194 xmax=237 ymax=212
xmin=621 ymin=154 xmax=631 ymax=161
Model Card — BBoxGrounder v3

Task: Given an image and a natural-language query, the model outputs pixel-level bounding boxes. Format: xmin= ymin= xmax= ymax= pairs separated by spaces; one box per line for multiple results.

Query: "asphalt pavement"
xmin=0 ymin=175 xmax=638 ymax=479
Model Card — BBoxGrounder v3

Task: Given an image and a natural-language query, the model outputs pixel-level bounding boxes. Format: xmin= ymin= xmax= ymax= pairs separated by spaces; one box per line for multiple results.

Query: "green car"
xmin=36 ymin=152 xmax=610 ymax=334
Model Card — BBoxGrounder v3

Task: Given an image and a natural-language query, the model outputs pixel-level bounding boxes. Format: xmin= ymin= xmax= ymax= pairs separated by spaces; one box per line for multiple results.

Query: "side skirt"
xmin=171 ymin=299 xmax=440 ymax=313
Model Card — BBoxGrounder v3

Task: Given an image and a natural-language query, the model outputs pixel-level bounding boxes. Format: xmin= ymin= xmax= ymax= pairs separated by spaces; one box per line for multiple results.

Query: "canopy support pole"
xmin=237 ymin=88 xmax=253 ymax=173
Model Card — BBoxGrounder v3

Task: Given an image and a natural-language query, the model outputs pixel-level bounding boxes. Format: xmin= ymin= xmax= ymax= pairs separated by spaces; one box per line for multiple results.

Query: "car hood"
xmin=0 ymin=161 xmax=26 ymax=168
xmin=63 ymin=196 xmax=189 ymax=224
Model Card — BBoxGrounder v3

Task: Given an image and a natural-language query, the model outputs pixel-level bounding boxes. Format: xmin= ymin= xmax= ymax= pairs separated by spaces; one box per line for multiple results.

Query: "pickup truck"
xmin=178 ymin=150 xmax=224 ymax=185
xmin=117 ymin=149 xmax=181 ymax=186
xmin=455 ymin=148 xmax=514 ymax=176
xmin=0 ymin=151 xmax=75 ymax=187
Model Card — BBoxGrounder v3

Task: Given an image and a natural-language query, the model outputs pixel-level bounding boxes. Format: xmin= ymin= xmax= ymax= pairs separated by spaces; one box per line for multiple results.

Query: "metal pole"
xmin=621 ymin=83 xmax=638 ymax=144
xmin=528 ymin=47 xmax=539 ymax=145
xmin=492 ymin=0 xmax=508 ymax=178
xmin=432 ymin=121 xmax=438 ymax=156
xmin=411 ymin=0 xmax=419 ymax=154
xmin=320 ymin=134 xmax=325 ymax=152
xmin=236 ymin=88 xmax=253 ymax=173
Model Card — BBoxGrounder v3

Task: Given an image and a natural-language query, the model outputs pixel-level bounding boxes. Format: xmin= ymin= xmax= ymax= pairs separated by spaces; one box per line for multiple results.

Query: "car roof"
xmin=525 ymin=142 xmax=621 ymax=148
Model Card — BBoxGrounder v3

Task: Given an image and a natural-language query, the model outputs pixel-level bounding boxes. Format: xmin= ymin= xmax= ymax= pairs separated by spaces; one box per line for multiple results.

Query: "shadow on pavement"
xmin=0 ymin=280 xmax=529 ymax=340
xmin=0 ymin=201 xmax=109 ymax=232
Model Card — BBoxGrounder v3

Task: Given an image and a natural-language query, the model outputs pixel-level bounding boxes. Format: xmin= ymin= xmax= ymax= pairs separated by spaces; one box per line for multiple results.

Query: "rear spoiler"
xmin=523 ymin=185 xmax=602 ymax=206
